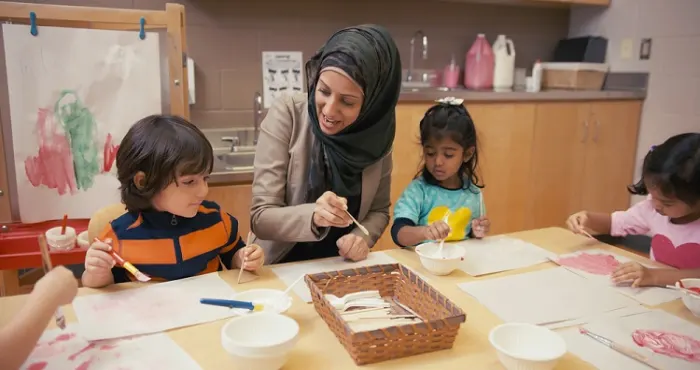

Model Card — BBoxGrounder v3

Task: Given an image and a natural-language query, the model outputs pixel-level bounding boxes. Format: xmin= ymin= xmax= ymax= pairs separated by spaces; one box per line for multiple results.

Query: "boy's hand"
xmin=423 ymin=220 xmax=451 ymax=241
xmin=611 ymin=262 xmax=654 ymax=287
xmin=84 ymin=238 xmax=115 ymax=277
xmin=471 ymin=216 xmax=490 ymax=239
xmin=235 ymin=244 xmax=264 ymax=271
xmin=566 ymin=211 xmax=589 ymax=235
xmin=34 ymin=266 xmax=78 ymax=306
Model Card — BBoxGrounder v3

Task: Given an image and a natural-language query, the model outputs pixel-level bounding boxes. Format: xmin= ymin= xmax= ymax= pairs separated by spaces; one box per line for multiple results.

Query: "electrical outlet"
xmin=620 ymin=38 xmax=634 ymax=60
xmin=640 ymin=38 xmax=652 ymax=60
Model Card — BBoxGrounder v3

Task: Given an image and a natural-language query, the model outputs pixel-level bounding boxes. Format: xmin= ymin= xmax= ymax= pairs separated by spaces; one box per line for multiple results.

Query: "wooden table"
xmin=1 ymin=227 xmax=697 ymax=369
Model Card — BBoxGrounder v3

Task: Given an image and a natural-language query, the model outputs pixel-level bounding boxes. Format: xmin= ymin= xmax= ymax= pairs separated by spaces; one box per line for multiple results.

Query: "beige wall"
xmin=570 ymin=0 xmax=700 ymax=205
xmin=7 ymin=0 xmax=569 ymax=129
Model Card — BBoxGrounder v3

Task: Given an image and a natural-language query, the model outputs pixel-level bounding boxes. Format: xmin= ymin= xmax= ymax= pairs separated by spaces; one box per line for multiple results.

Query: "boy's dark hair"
xmin=629 ymin=132 xmax=700 ymax=205
xmin=116 ymin=115 xmax=213 ymax=212
xmin=417 ymin=102 xmax=483 ymax=191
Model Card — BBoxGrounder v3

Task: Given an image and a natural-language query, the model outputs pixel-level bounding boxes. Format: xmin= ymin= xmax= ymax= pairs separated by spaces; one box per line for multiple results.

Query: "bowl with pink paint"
xmin=415 ymin=242 xmax=465 ymax=276
xmin=678 ymin=279 xmax=700 ymax=317
xmin=45 ymin=226 xmax=77 ymax=251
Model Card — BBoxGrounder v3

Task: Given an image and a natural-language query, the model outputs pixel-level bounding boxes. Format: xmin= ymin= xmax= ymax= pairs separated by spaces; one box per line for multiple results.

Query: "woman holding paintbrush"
xmin=250 ymin=24 xmax=402 ymax=264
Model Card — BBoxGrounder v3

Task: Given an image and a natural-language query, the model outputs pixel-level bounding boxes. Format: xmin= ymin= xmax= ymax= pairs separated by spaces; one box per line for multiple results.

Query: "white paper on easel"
xmin=270 ymin=251 xmax=413 ymax=303
xmin=2 ymin=24 xmax=162 ymax=222
xmin=554 ymin=249 xmax=681 ymax=306
xmin=262 ymin=51 xmax=303 ymax=108
xmin=21 ymin=324 xmax=201 ymax=370
xmin=458 ymin=267 xmax=640 ymax=325
xmin=559 ymin=309 xmax=700 ymax=370
xmin=72 ymin=274 xmax=237 ymax=340
xmin=455 ymin=235 xmax=556 ymax=276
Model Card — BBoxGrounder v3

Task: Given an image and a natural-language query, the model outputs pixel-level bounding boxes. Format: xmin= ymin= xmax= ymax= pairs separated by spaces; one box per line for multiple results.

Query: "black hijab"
xmin=305 ymin=24 xmax=402 ymax=201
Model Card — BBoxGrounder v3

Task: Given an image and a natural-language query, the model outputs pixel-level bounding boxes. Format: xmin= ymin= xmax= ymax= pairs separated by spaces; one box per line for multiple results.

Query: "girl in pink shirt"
xmin=567 ymin=133 xmax=700 ymax=287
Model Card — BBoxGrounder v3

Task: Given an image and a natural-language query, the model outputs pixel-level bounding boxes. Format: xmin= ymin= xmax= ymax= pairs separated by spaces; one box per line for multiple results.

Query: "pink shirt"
xmin=611 ymin=197 xmax=700 ymax=269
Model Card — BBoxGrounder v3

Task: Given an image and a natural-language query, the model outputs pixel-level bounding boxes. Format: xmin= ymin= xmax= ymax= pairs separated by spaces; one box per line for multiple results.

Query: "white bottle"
xmin=492 ymin=34 xmax=516 ymax=91
xmin=530 ymin=59 xmax=542 ymax=93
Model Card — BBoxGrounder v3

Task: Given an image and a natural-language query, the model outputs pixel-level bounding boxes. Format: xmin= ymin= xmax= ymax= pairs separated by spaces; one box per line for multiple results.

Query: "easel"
xmin=0 ymin=2 xmax=190 ymax=295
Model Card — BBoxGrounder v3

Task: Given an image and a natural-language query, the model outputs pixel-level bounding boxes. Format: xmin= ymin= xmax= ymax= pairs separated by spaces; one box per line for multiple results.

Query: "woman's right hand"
xmin=313 ymin=191 xmax=352 ymax=228
xmin=566 ymin=211 xmax=589 ymax=234
xmin=84 ymin=238 xmax=115 ymax=276
xmin=423 ymin=220 xmax=451 ymax=241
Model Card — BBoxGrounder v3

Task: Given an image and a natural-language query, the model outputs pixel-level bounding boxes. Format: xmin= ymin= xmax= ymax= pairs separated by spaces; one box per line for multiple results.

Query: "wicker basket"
xmin=305 ymin=263 xmax=466 ymax=365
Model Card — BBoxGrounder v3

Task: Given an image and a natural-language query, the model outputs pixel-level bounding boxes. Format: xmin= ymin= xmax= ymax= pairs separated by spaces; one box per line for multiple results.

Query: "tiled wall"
xmin=570 ymin=0 xmax=700 ymax=205
xmin=4 ymin=0 xmax=569 ymax=129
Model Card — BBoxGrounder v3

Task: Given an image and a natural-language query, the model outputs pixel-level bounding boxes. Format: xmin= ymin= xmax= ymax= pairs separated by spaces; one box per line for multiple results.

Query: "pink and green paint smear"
xmin=24 ymin=90 xmax=119 ymax=195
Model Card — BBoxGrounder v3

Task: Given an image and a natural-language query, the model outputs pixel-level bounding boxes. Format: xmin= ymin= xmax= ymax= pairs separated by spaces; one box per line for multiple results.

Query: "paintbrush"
xmin=237 ymin=232 xmax=254 ymax=284
xmin=37 ymin=234 xmax=66 ymax=330
xmin=199 ymin=298 xmax=265 ymax=311
xmin=60 ymin=214 xmax=68 ymax=235
xmin=578 ymin=327 xmax=662 ymax=369
xmin=95 ymin=238 xmax=151 ymax=282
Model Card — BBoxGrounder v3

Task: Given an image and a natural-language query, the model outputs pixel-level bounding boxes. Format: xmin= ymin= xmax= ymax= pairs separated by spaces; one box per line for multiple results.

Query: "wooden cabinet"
xmin=437 ymin=0 xmax=609 ymax=7
xmin=527 ymin=101 xmax=642 ymax=230
xmin=207 ymin=184 xmax=253 ymax=241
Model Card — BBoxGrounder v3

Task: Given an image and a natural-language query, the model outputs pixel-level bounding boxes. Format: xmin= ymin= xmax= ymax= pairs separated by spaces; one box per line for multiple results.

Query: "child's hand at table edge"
xmin=235 ymin=244 xmax=264 ymax=271
xmin=610 ymin=261 xmax=655 ymax=287
xmin=34 ymin=266 xmax=78 ymax=306
xmin=471 ymin=216 xmax=490 ymax=239
xmin=84 ymin=238 xmax=115 ymax=277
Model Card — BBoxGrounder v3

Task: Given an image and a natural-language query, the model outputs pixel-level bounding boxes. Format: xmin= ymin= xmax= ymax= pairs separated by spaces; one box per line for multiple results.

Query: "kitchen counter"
xmin=398 ymin=89 xmax=646 ymax=103
xmin=209 ymin=170 xmax=253 ymax=185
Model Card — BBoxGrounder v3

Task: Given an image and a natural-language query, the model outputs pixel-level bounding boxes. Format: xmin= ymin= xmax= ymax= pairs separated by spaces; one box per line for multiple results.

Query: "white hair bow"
xmin=435 ymin=97 xmax=464 ymax=105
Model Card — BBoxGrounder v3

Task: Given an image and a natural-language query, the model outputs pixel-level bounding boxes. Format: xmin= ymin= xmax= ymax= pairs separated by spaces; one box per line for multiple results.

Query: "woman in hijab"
xmin=250 ymin=24 xmax=402 ymax=264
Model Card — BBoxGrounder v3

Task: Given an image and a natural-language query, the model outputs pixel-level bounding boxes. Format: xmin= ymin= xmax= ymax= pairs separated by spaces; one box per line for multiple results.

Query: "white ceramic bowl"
xmin=221 ymin=312 xmax=299 ymax=370
xmin=45 ymin=226 xmax=77 ymax=251
xmin=232 ymin=289 xmax=292 ymax=314
xmin=489 ymin=323 xmax=567 ymax=370
xmin=679 ymin=278 xmax=700 ymax=317
xmin=415 ymin=242 xmax=465 ymax=276
xmin=77 ymin=231 xmax=90 ymax=249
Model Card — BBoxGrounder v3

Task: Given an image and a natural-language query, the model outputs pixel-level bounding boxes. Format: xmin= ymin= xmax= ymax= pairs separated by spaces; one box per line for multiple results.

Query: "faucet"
xmin=407 ymin=30 xmax=428 ymax=82
xmin=253 ymin=92 xmax=263 ymax=145
xmin=221 ymin=136 xmax=240 ymax=152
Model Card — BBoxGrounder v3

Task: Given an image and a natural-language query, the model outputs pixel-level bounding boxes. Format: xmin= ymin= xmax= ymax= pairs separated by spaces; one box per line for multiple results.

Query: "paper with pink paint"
xmin=2 ymin=24 xmax=162 ymax=222
xmin=554 ymin=249 xmax=681 ymax=306
xmin=560 ymin=309 xmax=700 ymax=370
xmin=455 ymin=235 xmax=556 ymax=276
xmin=458 ymin=267 xmax=640 ymax=325
xmin=72 ymin=273 xmax=238 ymax=341
xmin=21 ymin=324 xmax=201 ymax=370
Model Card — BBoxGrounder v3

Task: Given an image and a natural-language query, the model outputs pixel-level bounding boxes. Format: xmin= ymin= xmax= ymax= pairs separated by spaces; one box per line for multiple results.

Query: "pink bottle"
xmin=464 ymin=34 xmax=495 ymax=90
xmin=442 ymin=55 xmax=460 ymax=89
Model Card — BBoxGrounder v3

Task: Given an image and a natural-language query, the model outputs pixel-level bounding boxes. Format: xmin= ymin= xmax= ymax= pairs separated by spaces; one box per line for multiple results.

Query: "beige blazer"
xmin=250 ymin=93 xmax=392 ymax=264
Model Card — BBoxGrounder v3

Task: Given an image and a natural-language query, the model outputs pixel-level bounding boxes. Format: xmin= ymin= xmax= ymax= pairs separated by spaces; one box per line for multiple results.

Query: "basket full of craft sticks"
xmin=305 ymin=263 xmax=466 ymax=365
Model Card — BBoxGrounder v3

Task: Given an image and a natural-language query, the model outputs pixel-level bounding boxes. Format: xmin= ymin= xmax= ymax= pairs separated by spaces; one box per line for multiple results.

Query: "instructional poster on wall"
xmin=262 ymin=51 xmax=303 ymax=108
xmin=2 ymin=24 xmax=163 ymax=222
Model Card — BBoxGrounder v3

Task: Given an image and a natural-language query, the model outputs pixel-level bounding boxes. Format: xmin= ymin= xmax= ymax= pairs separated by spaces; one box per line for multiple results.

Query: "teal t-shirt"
xmin=393 ymin=177 xmax=485 ymax=242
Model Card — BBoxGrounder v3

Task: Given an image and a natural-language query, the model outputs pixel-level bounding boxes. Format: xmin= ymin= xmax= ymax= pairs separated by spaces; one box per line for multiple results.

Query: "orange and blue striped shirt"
xmin=98 ymin=201 xmax=245 ymax=283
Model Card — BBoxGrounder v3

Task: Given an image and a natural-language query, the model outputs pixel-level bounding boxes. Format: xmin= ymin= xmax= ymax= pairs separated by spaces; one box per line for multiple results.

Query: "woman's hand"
xmin=611 ymin=262 xmax=655 ymax=287
xmin=423 ymin=221 xmax=450 ymax=241
xmin=471 ymin=217 xmax=490 ymax=239
xmin=235 ymin=244 xmax=265 ymax=271
xmin=337 ymin=234 xmax=369 ymax=262
xmin=313 ymin=191 xmax=352 ymax=228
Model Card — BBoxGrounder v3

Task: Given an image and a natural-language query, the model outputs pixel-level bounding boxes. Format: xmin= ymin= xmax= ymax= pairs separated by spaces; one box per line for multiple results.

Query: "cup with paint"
xmin=45 ymin=226 xmax=77 ymax=251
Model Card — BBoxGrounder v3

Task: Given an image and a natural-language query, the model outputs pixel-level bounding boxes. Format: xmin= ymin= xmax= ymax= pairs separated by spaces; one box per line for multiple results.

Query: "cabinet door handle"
xmin=593 ymin=119 xmax=600 ymax=143
xmin=582 ymin=120 xmax=589 ymax=143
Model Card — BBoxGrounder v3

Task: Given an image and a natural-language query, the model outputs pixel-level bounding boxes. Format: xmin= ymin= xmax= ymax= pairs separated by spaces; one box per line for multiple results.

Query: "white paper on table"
xmin=21 ymin=324 xmax=201 ymax=370
xmin=270 ymin=251 xmax=421 ymax=303
xmin=455 ymin=236 xmax=556 ymax=276
xmin=458 ymin=267 xmax=640 ymax=325
xmin=2 ymin=24 xmax=162 ymax=223
xmin=559 ymin=309 xmax=700 ymax=370
xmin=554 ymin=248 xmax=681 ymax=306
xmin=73 ymin=273 xmax=237 ymax=341
xmin=543 ymin=305 xmax=651 ymax=330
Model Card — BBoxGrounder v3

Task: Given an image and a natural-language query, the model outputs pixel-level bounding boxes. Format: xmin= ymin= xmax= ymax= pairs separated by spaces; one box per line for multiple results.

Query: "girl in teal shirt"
xmin=391 ymin=98 xmax=491 ymax=247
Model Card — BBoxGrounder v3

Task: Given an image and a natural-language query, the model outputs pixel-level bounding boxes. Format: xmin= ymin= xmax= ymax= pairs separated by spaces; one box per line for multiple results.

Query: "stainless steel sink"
xmin=212 ymin=148 xmax=255 ymax=172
